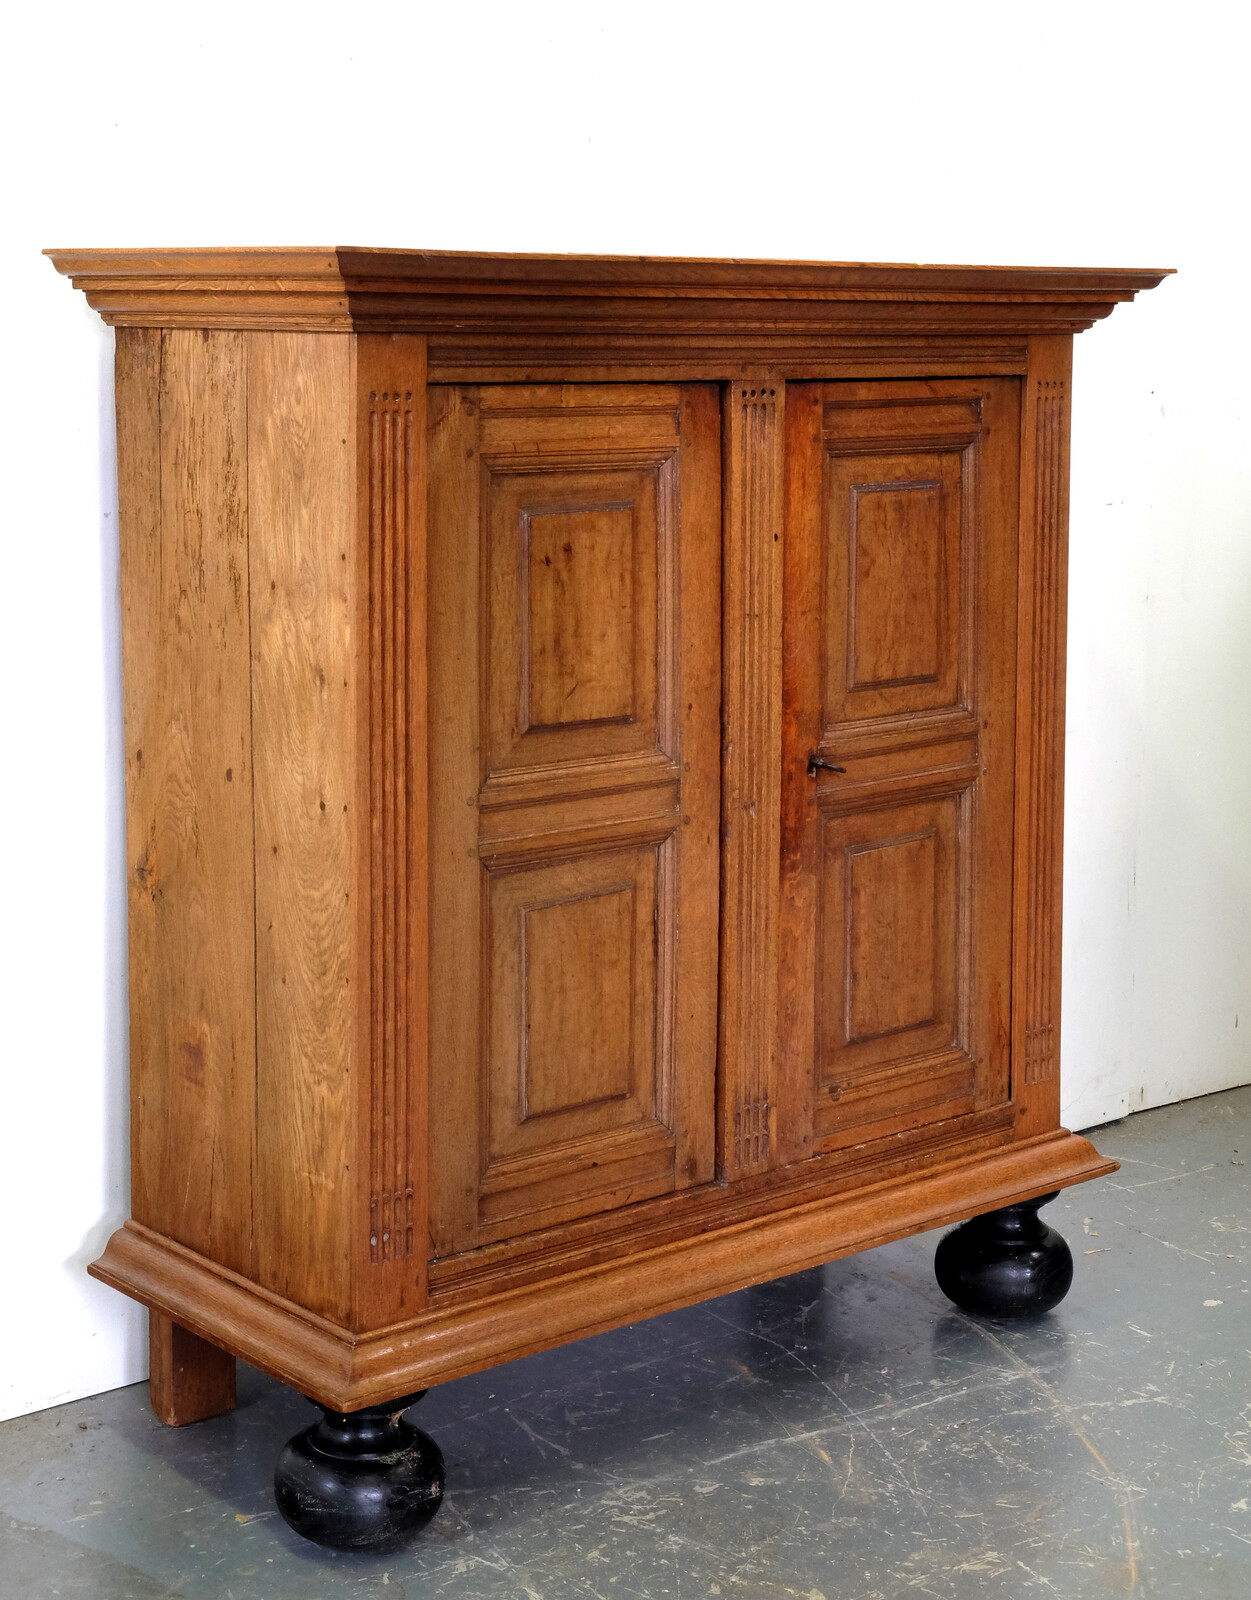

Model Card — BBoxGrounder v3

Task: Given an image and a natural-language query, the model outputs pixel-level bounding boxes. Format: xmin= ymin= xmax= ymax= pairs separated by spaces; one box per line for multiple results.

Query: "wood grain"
xmin=91 ymin=1126 xmax=1116 ymax=1410
xmin=777 ymin=385 xmax=824 ymax=1165
xmin=485 ymin=456 xmax=665 ymax=774
xmin=117 ymin=327 xmax=257 ymax=1276
xmin=428 ymin=384 xmax=720 ymax=1253
xmin=720 ymin=379 xmax=785 ymax=1177
xmin=484 ymin=847 xmax=666 ymax=1185
xmin=356 ymin=336 xmax=430 ymax=1329
xmin=425 ymin=386 xmax=484 ymax=1258
xmin=67 ymin=251 xmax=1160 ymax=1429
xmin=430 ymin=1103 xmax=1015 ymax=1304
xmin=48 ymin=252 xmax=1171 ymax=374
xmin=671 ymin=384 xmax=722 ymax=1192
xmin=148 ymin=1311 xmax=236 ymax=1426
xmin=248 ymin=332 xmax=357 ymax=1326
xmin=1014 ymin=336 xmax=1074 ymax=1139
xmin=779 ymin=380 xmax=1020 ymax=1158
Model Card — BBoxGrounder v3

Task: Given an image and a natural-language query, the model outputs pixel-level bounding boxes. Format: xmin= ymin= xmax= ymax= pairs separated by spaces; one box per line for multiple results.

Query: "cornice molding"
xmin=47 ymin=247 xmax=354 ymax=331
xmin=46 ymin=247 xmax=1172 ymax=376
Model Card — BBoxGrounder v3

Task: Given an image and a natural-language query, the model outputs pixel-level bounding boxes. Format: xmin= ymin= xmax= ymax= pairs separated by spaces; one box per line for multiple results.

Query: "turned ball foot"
xmin=274 ymin=1390 xmax=444 ymax=1550
xmin=935 ymin=1191 xmax=1074 ymax=1318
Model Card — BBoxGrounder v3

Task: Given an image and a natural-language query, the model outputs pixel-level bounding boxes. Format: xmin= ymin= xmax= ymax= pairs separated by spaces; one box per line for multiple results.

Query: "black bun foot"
xmin=935 ymin=1191 xmax=1074 ymax=1319
xmin=274 ymin=1390 xmax=444 ymax=1550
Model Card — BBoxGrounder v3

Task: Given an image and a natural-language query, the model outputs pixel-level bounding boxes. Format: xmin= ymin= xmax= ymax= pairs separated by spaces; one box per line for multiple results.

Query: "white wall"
xmin=3 ymin=0 xmax=1248 ymax=1420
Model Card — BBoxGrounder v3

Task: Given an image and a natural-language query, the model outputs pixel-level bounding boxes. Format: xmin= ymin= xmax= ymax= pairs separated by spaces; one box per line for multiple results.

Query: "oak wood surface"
xmin=61 ymin=247 xmax=1166 ymax=1422
xmin=117 ymin=327 xmax=257 ymax=1276
xmin=779 ymin=380 xmax=1019 ymax=1160
xmin=354 ymin=336 xmax=430 ymax=1330
xmin=148 ymin=1311 xmax=236 ymax=1427
xmin=719 ymin=379 xmax=785 ymax=1176
xmin=48 ymin=250 xmax=1170 ymax=381
xmin=1013 ymin=336 xmax=1074 ymax=1139
xmin=426 ymin=384 xmax=721 ymax=1256
xmin=248 ymin=333 xmax=357 ymax=1326
xmin=93 ymin=1128 xmax=1115 ymax=1410
xmin=426 ymin=1103 xmax=1014 ymax=1307
xmin=425 ymin=385 xmax=482 ymax=1256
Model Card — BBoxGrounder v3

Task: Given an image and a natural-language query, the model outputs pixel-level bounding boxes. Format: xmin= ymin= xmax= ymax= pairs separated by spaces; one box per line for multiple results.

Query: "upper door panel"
xmin=820 ymin=394 xmax=983 ymax=731
xmin=481 ymin=394 xmax=681 ymax=779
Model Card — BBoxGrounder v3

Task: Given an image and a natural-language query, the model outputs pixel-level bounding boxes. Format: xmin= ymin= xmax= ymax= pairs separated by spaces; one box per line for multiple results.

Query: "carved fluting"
xmin=734 ymin=1096 xmax=771 ymax=1172
xmin=1023 ymin=380 xmax=1065 ymax=1087
xmin=369 ymin=389 xmax=416 ymax=1262
xmin=721 ymin=383 xmax=784 ymax=1174
xmin=1025 ymin=1023 xmax=1056 ymax=1085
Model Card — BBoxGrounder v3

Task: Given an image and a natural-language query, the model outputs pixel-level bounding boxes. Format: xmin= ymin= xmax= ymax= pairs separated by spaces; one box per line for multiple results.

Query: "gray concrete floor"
xmin=2 ymin=1087 xmax=1249 ymax=1600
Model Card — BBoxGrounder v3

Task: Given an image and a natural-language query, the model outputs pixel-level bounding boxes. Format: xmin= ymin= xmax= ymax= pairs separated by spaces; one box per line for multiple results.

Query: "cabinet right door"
xmin=778 ymin=380 xmax=1020 ymax=1162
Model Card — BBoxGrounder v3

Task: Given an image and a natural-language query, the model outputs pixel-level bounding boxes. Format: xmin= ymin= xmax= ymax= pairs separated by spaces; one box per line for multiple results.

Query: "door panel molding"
xmin=780 ymin=379 xmax=1019 ymax=1161
xmin=428 ymin=384 xmax=721 ymax=1257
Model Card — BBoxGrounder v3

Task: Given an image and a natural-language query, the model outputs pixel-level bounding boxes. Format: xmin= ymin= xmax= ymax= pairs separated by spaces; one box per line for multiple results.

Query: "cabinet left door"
xmin=426 ymin=384 xmax=722 ymax=1257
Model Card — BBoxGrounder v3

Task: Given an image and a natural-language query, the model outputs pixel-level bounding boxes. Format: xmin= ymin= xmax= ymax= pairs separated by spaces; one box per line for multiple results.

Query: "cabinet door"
xmin=428 ymin=385 xmax=721 ymax=1255
xmin=778 ymin=381 xmax=1019 ymax=1161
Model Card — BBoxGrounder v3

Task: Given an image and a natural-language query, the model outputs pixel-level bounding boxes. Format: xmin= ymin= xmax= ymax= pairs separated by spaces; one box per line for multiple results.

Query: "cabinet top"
xmin=47 ymin=247 xmax=1172 ymax=379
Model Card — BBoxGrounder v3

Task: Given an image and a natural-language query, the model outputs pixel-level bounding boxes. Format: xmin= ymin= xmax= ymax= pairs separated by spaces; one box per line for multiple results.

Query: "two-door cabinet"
xmin=49 ymin=247 xmax=1169 ymax=1548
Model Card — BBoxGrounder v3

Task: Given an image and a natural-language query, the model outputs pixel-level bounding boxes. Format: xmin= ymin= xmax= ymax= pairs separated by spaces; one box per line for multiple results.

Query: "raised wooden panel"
xmin=485 ymin=451 xmax=672 ymax=775
xmin=848 ymin=478 xmax=944 ymax=687
xmin=428 ymin=385 xmax=721 ymax=1259
xmin=486 ymin=845 xmax=663 ymax=1162
xmin=845 ymin=828 xmax=938 ymax=1041
xmin=825 ymin=445 xmax=970 ymax=726
xmin=815 ymin=790 xmax=974 ymax=1144
xmin=527 ymin=505 xmax=635 ymax=727
xmin=523 ymin=887 xmax=635 ymax=1116
xmin=780 ymin=380 xmax=1020 ymax=1163
xmin=479 ymin=385 xmax=681 ymax=795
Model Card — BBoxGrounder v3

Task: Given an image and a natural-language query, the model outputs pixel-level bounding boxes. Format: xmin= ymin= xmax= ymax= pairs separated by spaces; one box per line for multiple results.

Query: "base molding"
xmin=91 ymin=1129 xmax=1115 ymax=1409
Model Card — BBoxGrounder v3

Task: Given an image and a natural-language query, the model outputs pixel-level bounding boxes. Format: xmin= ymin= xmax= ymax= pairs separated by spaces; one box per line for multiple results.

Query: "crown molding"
xmin=47 ymin=247 xmax=354 ymax=330
xmin=46 ymin=247 xmax=1173 ymax=377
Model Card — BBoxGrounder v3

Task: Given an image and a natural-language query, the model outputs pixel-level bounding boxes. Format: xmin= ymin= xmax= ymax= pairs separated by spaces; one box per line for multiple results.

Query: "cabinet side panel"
xmin=1014 ymin=336 xmax=1073 ymax=1140
xmin=118 ymin=327 xmax=257 ymax=1275
xmin=249 ymin=333 xmax=357 ymax=1324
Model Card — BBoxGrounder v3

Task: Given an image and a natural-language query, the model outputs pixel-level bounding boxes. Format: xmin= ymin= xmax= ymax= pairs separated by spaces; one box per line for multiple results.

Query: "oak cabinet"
xmin=50 ymin=247 xmax=1167 ymax=1543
